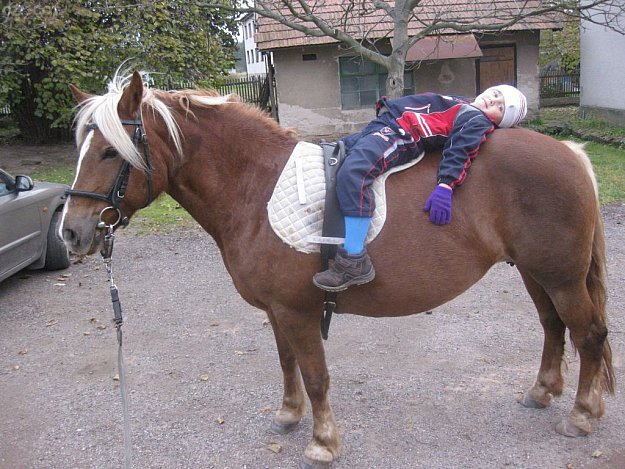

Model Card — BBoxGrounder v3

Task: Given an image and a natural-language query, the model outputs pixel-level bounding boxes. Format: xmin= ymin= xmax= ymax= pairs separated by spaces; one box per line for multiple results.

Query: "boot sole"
xmin=312 ymin=267 xmax=376 ymax=292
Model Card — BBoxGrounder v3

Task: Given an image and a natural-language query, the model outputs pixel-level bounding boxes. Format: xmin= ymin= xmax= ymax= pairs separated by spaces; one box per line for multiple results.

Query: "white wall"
xmin=580 ymin=7 xmax=625 ymax=122
xmin=242 ymin=15 xmax=268 ymax=75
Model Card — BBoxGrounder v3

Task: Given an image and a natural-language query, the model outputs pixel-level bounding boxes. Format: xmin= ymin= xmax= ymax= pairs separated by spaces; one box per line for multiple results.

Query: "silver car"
xmin=0 ymin=169 xmax=70 ymax=282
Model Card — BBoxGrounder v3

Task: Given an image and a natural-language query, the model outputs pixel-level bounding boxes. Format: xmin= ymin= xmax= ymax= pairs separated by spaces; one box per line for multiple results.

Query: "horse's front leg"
xmin=265 ymin=308 xmax=307 ymax=434
xmin=272 ymin=304 xmax=340 ymax=468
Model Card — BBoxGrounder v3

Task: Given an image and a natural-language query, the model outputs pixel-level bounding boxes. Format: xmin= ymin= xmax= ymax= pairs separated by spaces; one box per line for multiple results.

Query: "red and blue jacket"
xmin=377 ymin=92 xmax=495 ymax=188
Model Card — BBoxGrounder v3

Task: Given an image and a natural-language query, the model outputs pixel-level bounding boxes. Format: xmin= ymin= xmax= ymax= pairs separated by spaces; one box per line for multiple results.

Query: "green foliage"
xmin=0 ymin=1 xmax=238 ymax=142
xmin=540 ymin=20 xmax=580 ymax=71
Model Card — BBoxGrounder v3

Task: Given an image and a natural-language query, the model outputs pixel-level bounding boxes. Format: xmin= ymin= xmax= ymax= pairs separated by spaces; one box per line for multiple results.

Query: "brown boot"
xmin=313 ymin=247 xmax=375 ymax=292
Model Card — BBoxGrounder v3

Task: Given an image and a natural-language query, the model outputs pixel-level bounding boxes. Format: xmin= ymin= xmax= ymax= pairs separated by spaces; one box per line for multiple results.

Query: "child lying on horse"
xmin=313 ymin=85 xmax=528 ymax=292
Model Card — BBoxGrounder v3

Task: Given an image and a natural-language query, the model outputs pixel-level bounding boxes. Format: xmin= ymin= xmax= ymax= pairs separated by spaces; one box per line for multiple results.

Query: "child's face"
xmin=472 ymin=88 xmax=505 ymax=125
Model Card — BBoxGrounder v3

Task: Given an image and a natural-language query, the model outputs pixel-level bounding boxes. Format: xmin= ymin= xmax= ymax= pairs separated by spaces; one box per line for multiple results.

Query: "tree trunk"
xmin=385 ymin=53 xmax=406 ymax=98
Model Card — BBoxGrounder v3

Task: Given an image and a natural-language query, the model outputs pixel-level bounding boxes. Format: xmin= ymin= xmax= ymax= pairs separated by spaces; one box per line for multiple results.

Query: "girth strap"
xmin=319 ymin=140 xmax=346 ymax=340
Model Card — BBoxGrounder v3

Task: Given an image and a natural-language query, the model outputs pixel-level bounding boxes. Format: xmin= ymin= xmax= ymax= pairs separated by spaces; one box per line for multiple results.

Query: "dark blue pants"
xmin=337 ymin=118 xmax=422 ymax=217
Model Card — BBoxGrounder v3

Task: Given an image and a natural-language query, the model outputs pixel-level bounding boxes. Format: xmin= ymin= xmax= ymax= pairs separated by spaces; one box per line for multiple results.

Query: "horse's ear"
xmin=117 ymin=71 xmax=144 ymax=118
xmin=69 ymin=84 xmax=93 ymax=104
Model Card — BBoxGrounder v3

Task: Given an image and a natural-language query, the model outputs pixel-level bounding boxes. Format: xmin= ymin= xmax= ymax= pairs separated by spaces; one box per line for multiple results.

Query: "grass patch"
xmin=585 ymin=142 xmax=625 ymax=204
xmin=31 ymin=163 xmax=196 ymax=232
xmin=526 ymin=106 xmax=625 ymax=148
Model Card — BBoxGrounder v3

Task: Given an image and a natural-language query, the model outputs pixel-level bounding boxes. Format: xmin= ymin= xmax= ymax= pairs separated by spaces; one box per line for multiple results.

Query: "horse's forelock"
xmin=73 ymin=75 xmax=184 ymax=171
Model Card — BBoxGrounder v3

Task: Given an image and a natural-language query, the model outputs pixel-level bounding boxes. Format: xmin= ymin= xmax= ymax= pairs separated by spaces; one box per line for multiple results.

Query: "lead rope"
xmin=100 ymin=221 xmax=132 ymax=469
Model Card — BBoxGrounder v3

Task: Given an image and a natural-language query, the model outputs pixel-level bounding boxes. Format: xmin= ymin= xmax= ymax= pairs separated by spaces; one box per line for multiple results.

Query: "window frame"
xmin=339 ymin=56 xmax=414 ymax=110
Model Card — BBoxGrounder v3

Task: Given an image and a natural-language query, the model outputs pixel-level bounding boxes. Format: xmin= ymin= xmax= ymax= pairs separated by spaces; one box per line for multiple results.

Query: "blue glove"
xmin=423 ymin=185 xmax=453 ymax=225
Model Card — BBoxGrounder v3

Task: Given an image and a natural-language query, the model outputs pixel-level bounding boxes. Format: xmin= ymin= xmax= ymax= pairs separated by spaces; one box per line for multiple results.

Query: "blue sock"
xmin=343 ymin=216 xmax=372 ymax=255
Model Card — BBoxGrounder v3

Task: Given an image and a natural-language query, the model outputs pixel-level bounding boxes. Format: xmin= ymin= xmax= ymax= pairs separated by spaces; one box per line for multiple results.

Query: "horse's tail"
xmin=563 ymin=140 xmax=615 ymax=395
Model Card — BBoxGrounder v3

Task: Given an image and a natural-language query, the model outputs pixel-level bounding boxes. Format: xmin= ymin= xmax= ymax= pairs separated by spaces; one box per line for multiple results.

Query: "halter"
xmin=66 ymin=116 xmax=153 ymax=227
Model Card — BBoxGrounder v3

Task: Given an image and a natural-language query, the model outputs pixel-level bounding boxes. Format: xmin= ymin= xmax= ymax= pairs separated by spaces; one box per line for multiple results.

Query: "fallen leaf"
xmin=217 ymin=416 xmax=225 ymax=424
xmin=267 ymin=442 xmax=282 ymax=454
xmin=258 ymin=406 xmax=272 ymax=413
xmin=89 ymin=317 xmax=98 ymax=324
xmin=592 ymin=450 xmax=603 ymax=458
xmin=83 ymin=331 xmax=91 ymax=336
xmin=566 ymin=464 xmax=573 ymax=469
xmin=18 ymin=349 xmax=28 ymax=355
xmin=97 ymin=324 xmax=107 ymax=330
xmin=209 ymin=322 xmax=219 ymax=327
xmin=112 ymin=374 xmax=119 ymax=381
xmin=262 ymin=319 xmax=270 ymax=326
xmin=199 ymin=374 xmax=209 ymax=381
xmin=12 ymin=365 xmax=20 ymax=371
xmin=45 ymin=319 xmax=58 ymax=327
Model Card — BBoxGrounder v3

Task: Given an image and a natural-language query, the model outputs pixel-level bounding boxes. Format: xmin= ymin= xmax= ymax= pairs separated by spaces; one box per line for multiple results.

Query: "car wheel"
xmin=44 ymin=211 xmax=70 ymax=270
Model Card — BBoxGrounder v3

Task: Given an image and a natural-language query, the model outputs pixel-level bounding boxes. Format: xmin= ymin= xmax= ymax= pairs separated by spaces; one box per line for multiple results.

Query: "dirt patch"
xmin=0 ymin=142 xmax=76 ymax=175
xmin=0 ymin=216 xmax=624 ymax=467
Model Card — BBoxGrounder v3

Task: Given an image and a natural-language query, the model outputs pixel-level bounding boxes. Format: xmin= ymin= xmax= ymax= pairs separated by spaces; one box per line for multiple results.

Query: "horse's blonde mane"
xmin=74 ymin=72 xmax=237 ymax=170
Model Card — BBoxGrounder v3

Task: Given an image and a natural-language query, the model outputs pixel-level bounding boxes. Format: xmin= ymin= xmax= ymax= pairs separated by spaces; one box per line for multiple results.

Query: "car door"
xmin=0 ymin=170 xmax=45 ymax=280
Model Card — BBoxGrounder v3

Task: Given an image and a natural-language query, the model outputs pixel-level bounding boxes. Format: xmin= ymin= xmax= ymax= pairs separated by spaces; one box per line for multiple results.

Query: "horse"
xmin=62 ymin=71 xmax=615 ymax=468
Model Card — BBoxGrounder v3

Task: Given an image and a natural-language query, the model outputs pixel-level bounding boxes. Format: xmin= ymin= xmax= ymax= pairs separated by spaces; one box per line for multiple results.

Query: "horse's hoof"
xmin=270 ymin=419 xmax=299 ymax=435
xmin=300 ymin=455 xmax=332 ymax=469
xmin=518 ymin=393 xmax=548 ymax=409
xmin=302 ymin=442 xmax=335 ymax=468
xmin=555 ymin=417 xmax=591 ymax=437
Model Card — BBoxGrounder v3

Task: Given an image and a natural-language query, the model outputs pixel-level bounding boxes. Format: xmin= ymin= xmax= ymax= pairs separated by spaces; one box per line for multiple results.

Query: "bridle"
xmin=66 ymin=115 xmax=153 ymax=227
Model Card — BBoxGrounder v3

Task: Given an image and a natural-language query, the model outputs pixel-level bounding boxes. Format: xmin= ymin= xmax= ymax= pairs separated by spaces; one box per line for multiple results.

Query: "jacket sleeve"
xmin=436 ymin=107 xmax=494 ymax=188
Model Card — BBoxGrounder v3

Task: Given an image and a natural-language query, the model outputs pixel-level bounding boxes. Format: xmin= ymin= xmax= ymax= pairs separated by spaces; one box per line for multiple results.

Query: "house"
xmin=241 ymin=12 xmax=269 ymax=75
xmin=580 ymin=7 xmax=625 ymax=125
xmin=255 ymin=1 xmax=562 ymax=138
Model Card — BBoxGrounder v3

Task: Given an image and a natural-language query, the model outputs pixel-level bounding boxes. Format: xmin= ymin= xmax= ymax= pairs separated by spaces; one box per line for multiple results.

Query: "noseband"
xmin=66 ymin=116 xmax=153 ymax=227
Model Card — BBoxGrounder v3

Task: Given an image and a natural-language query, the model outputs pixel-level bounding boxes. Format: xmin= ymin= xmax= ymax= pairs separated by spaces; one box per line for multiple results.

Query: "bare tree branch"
xmin=201 ymin=0 xmax=624 ymax=96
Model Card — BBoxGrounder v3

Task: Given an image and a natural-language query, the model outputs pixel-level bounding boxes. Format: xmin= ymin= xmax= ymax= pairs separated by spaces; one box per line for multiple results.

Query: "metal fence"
xmin=217 ymin=74 xmax=270 ymax=108
xmin=540 ymin=68 xmax=580 ymax=98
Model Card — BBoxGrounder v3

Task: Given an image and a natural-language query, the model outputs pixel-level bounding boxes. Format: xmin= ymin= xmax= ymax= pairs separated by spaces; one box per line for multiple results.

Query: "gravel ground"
xmin=1 ymin=205 xmax=624 ymax=469
xmin=1 ymin=143 xmax=625 ymax=468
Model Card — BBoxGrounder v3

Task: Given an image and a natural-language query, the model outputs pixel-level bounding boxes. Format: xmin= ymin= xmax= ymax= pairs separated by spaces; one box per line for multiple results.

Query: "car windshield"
xmin=0 ymin=169 xmax=15 ymax=196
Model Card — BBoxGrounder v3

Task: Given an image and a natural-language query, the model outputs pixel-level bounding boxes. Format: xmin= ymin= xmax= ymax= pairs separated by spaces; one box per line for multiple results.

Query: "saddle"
xmin=266 ymin=141 xmax=424 ymax=339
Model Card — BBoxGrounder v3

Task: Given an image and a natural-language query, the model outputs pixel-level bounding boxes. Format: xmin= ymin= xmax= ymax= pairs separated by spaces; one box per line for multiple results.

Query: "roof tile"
xmin=255 ymin=0 xmax=562 ymax=49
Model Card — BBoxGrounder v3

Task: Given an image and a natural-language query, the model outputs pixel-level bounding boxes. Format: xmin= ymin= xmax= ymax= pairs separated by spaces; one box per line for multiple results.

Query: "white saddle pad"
xmin=267 ymin=141 xmax=424 ymax=253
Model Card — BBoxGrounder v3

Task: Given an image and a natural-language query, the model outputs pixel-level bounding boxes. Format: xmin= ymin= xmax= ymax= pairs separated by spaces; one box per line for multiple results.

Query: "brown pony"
xmin=62 ymin=71 xmax=614 ymax=468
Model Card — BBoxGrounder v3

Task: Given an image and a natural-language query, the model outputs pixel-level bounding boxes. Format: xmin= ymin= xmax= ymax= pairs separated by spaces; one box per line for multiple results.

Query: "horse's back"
xmin=339 ymin=128 xmax=599 ymax=316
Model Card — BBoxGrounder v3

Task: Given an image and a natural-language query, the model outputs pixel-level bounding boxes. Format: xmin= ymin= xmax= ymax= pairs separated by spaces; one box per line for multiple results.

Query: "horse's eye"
xmin=103 ymin=148 xmax=118 ymax=160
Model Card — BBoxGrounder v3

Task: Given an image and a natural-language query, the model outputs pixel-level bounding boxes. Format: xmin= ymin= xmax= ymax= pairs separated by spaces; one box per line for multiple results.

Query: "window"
xmin=339 ymin=57 xmax=413 ymax=110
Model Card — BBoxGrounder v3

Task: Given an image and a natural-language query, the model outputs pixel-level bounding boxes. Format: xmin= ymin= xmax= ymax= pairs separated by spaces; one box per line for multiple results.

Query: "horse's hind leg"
xmin=266 ymin=309 xmax=307 ymax=434
xmin=518 ymin=270 xmax=566 ymax=409
xmin=547 ymin=280 xmax=611 ymax=436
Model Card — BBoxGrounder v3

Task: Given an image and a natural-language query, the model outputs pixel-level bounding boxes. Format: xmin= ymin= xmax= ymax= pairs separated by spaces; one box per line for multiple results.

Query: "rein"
xmin=100 ymin=218 xmax=132 ymax=469
xmin=68 ymin=116 xmax=152 ymax=469
xmin=66 ymin=116 xmax=153 ymax=227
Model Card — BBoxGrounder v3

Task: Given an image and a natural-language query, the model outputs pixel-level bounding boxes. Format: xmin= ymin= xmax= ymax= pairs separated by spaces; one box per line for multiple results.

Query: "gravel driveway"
xmin=1 ymin=207 xmax=624 ymax=469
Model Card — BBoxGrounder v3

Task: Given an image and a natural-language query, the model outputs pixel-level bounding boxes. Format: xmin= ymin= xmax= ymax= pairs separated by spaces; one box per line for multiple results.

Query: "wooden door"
xmin=477 ymin=46 xmax=516 ymax=93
